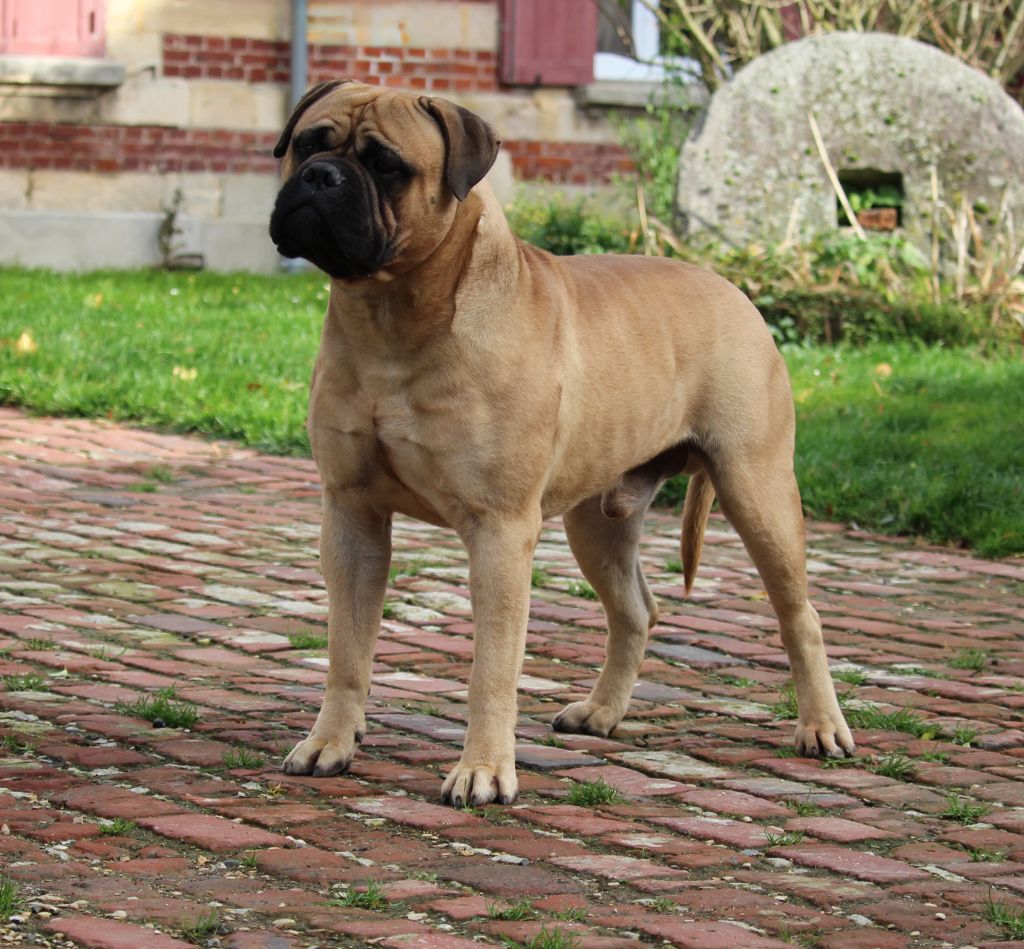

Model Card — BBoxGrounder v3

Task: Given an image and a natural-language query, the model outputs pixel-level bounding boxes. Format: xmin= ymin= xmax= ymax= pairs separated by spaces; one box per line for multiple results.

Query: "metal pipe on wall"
xmin=282 ymin=0 xmax=309 ymax=271
xmin=290 ymin=0 xmax=308 ymax=107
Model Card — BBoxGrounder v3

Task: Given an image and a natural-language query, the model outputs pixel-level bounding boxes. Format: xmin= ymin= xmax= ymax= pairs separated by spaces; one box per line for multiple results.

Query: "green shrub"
xmin=709 ymin=232 xmax=992 ymax=347
xmin=332 ymin=881 xmax=390 ymax=910
xmin=565 ymin=778 xmax=625 ymax=806
xmin=644 ymin=0 xmax=1024 ymax=100
xmin=115 ymin=687 xmax=200 ymax=729
xmin=0 ymin=876 xmax=22 ymax=919
xmin=611 ymin=84 xmax=699 ymax=222
xmin=506 ymin=201 xmax=999 ymax=349
xmin=752 ymin=288 xmax=987 ymax=347
xmin=507 ymin=197 xmax=634 ymax=256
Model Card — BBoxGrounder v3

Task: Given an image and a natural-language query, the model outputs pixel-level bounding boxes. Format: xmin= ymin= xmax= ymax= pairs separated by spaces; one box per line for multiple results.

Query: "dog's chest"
xmin=312 ymin=361 xmax=428 ymax=448
xmin=309 ymin=356 xmax=471 ymax=506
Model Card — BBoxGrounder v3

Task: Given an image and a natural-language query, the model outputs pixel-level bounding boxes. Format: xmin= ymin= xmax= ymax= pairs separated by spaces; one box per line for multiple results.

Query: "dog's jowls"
xmin=270 ymin=80 xmax=855 ymax=807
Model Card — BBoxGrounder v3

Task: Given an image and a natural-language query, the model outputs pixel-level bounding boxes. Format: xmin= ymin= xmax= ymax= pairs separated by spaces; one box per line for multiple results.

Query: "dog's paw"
xmin=794 ymin=714 xmax=856 ymax=759
xmin=551 ymin=699 xmax=622 ymax=737
xmin=281 ymin=727 xmax=364 ymax=777
xmin=440 ymin=760 xmax=518 ymax=808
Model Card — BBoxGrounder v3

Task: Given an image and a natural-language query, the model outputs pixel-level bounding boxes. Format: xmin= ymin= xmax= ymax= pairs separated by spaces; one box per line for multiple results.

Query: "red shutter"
xmin=1 ymin=0 xmax=106 ymax=57
xmin=780 ymin=3 xmax=805 ymax=41
xmin=500 ymin=0 xmax=597 ymax=86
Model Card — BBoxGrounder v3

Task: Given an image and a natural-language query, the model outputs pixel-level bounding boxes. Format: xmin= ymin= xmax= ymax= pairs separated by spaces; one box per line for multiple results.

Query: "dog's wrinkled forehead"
xmin=276 ymin=80 xmax=500 ymax=202
xmin=275 ymin=81 xmax=441 ymax=163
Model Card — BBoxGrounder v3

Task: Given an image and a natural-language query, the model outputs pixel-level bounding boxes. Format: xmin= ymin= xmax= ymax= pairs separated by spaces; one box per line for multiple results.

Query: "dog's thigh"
xmin=283 ymin=493 xmax=392 ymax=776
xmin=552 ymin=495 xmax=656 ymax=737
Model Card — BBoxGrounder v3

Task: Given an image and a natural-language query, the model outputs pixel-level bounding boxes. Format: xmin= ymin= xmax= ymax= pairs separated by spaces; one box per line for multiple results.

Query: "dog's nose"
xmin=301 ymin=161 xmax=344 ymax=190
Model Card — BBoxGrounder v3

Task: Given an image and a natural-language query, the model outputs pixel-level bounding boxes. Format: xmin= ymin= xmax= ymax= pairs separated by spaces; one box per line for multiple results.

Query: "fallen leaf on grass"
xmin=14 ymin=331 xmax=37 ymax=355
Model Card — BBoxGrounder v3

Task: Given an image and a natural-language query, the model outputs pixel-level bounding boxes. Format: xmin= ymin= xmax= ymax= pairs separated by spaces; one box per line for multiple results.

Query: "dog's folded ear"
xmin=274 ymin=79 xmax=352 ymax=159
xmin=420 ymin=97 xmax=501 ymax=201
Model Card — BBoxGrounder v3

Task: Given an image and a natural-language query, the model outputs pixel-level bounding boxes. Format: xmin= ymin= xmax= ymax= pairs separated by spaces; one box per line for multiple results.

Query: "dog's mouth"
xmin=269 ymin=169 xmax=391 ymax=280
xmin=273 ymin=205 xmax=322 ymax=252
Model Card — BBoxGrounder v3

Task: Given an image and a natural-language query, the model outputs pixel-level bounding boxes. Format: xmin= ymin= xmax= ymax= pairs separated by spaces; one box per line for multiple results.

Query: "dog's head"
xmin=269 ymin=80 xmax=500 ymax=280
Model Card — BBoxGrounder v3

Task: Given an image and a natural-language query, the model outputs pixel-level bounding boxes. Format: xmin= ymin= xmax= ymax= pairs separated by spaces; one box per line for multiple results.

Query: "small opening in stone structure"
xmin=837 ymin=169 xmax=904 ymax=231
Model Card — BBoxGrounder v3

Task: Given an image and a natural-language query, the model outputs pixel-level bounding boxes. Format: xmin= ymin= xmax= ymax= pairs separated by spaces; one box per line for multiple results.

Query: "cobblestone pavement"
xmin=1 ymin=407 xmax=1023 ymax=949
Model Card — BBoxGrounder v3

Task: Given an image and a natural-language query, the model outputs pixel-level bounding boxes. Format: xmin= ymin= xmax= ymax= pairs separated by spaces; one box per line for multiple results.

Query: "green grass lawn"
xmin=786 ymin=345 xmax=1023 ymax=558
xmin=0 ymin=268 xmax=324 ymax=455
xmin=1 ymin=268 xmax=1021 ymax=557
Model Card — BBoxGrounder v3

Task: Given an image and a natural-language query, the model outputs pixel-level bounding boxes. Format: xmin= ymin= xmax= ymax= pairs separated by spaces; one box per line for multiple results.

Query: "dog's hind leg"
xmin=709 ymin=455 xmax=855 ymax=758
xmin=600 ymin=441 xmax=689 ymax=520
xmin=552 ymin=495 xmax=657 ymax=737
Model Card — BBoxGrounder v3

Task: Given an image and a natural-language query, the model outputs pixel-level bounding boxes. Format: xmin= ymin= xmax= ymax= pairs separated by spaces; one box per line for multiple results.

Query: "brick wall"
xmin=0 ymin=123 xmax=277 ymax=174
xmin=162 ymin=34 xmax=500 ymax=93
xmin=160 ymin=32 xmax=634 ymax=183
xmin=0 ymin=121 xmax=631 ymax=184
xmin=503 ymin=141 xmax=633 ymax=186
xmin=2 ymin=26 xmax=633 ymax=186
xmin=162 ymin=35 xmax=290 ymax=84
xmin=0 ymin=120 xmax=630 ymax=185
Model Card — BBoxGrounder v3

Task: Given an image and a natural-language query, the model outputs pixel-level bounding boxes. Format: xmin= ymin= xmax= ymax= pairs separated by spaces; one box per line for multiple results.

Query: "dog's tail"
xmin=680 ymin=470 xmax=715 ymax=597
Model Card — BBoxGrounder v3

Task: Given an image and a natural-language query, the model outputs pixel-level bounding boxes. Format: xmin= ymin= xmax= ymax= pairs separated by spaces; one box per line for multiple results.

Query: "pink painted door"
xmin=500 ymin=0 xmax=597 ymax=86
xmin=1 ymin=0 xmax=106 ymax=57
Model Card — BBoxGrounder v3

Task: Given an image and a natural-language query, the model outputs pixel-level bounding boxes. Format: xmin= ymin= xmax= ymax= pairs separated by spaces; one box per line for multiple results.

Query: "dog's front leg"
xmin=441 ymin=514 xmax=540 ymax=807
xmin=283 ymin=493 xmax=391 ymax=777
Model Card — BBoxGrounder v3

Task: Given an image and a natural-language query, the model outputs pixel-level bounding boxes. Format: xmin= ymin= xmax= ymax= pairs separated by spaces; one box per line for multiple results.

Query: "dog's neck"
xmin=325 ymin=183 xmax=517 ymax=348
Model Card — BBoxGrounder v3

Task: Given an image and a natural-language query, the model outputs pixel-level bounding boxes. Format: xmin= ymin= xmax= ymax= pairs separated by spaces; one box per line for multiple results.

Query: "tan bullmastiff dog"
xmin=269 ymin=80 xmax=855 ymax=807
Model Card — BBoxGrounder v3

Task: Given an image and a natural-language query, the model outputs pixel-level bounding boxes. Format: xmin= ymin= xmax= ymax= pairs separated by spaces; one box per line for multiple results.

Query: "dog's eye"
xmin=369 ymin=151 xmax=403 ymax=176
xmin=295 ymin=128 xmax=329 ymax=161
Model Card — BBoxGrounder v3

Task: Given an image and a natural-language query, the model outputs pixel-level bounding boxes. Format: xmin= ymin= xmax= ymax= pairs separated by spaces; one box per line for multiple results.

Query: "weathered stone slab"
xmin=678 ymin=32 xmax=1024 ymax=252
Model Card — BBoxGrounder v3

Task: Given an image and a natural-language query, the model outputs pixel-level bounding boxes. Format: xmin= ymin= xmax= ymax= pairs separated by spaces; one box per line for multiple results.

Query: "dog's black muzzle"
xmin=301 ymin=160 xmax=345 ymax=191
xmin=269 ymin=159 xmax=389 ymax=280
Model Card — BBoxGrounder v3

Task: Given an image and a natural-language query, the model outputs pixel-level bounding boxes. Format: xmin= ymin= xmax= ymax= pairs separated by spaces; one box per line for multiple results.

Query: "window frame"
xmin=593 ymin=0 xmax=697 ymax=82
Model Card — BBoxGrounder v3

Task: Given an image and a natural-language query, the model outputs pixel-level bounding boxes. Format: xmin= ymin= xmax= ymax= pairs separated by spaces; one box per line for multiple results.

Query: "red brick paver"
xmin=45 ymin=916 xmax=195 ymax=948
xmin=1 ymin=407 xmax=1023 ymax=947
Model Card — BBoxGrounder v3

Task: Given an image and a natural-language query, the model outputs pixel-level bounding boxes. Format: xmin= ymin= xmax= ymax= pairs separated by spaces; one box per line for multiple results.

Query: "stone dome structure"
xmin=676 ymin=32 xmax=1024 ymax=250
